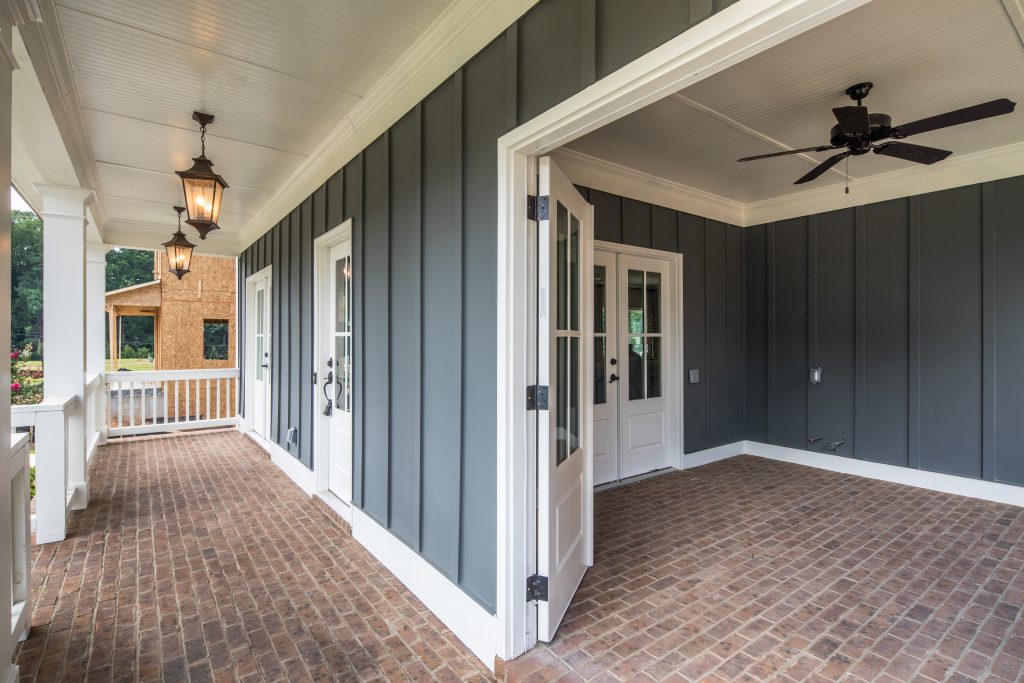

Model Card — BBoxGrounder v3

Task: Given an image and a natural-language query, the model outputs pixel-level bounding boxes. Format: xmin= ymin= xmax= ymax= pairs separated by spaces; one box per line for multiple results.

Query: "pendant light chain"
xmin=200 ymin=122 xmax=207 ymax=157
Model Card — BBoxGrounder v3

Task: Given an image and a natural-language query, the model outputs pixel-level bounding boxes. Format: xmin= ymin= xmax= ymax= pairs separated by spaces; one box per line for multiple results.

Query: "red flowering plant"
xmin=11 ymin=344 xmax=42 ymax=406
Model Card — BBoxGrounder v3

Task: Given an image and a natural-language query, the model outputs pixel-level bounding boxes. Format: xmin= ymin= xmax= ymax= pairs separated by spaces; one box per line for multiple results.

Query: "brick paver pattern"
xmin=14 ymin=431 xmax=494 ymax=682
xmin=508 ymin=456 xmax=1024 ymax=682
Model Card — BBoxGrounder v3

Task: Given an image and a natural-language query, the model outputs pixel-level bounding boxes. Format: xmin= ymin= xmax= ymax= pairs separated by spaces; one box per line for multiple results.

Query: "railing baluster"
xmin=162 ymin=381 xmax=168 ymax=426
xmin=185 ymin=379 xmax=190 ymax=423
xmin=173 ymin=379 xmax=179 ymax=424
xmin=216 ymin=378 xmax=222 ymax=420
xmin=205 ymin=378 xmax=211 ymax=422
xmin=116 ymin=381 xmax=123 ymax=429
xmin=140 ymin=380 xmax=146 ymax=426
xmin=128 ymin=382 xmax=135 ymax=427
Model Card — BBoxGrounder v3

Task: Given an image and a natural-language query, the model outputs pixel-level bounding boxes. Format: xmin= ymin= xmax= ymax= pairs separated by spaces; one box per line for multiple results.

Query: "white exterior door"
xmin=592 ymin=250 xmax=618 ymax=486
xmin=252 ymin=274 xmax=271 ymax=439
xmin=617 ymin=254 xmax=670 ymax=479
xmin=591 ymin=250 xmax=674 ymax=483
xmin=536 ymin=156 xmax=593 ymax=642
xmin=324 ymin=241 xmax=353 ymax=502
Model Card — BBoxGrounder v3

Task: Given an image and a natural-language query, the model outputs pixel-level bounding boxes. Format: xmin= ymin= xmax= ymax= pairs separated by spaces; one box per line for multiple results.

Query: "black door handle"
xmin=321 ymin=370 xmax=334 ymax=416
xmin=609 ymin=373 xmax=619 ymax=383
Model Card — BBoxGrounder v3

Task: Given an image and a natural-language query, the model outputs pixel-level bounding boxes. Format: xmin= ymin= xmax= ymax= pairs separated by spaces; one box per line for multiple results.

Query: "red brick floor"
xmin=13 ymin=430 xmax=494 ymax=682
xmin=507 ymin=456 xmax=1024 ymax=682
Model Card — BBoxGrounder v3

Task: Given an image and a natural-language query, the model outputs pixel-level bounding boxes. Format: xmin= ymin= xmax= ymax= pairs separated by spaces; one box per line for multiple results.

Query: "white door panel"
xmin=536 ymin=156 xmax=593 ymax=643
xmin=252 ymin=276 xmax=271 ymax=439
xmin=324 ymin=242 xmax=353 ymax=502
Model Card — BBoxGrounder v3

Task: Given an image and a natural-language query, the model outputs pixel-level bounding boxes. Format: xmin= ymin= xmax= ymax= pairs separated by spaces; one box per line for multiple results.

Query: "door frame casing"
xmin=594 ymin=241 xmax=685 ymax=479
xmin=313 ymin=220 xmax=354 ymax=518
xmin=242 ymin=265 xmax=273 ymax=437
xmin=494 ymin=0 xmax=872 ymax=661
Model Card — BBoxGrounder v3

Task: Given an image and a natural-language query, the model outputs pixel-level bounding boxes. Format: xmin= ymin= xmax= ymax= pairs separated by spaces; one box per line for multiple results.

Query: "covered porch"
xmin=14 ymin=430 xmax=491 ymax=682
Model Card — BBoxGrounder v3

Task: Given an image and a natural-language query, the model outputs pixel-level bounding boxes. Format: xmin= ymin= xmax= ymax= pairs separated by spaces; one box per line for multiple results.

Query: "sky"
xmin=10 ymin=187 xmax=34 ymax=214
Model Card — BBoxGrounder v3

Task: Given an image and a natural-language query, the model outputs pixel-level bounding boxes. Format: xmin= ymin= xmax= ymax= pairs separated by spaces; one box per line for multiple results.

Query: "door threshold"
xmin=595 ymin=467 xmax=674 ymax=492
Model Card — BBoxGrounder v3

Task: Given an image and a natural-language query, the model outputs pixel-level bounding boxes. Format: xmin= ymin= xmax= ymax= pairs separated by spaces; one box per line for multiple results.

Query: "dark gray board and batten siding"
xmin=744 ymin=175 xmax=1024 ymax=485
xmin=238 ymin=0 xmax=736 ymax=613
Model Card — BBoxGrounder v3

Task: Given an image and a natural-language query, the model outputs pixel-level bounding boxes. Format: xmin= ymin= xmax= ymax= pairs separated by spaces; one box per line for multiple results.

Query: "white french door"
xmin=321 ymin=241 xmax=353 ymax=502
xmin=536 ymin=156 xmax=593 ymax=642
xmin=251 ymin=273 xmax=271 ymax=439
xmin=592 ymin=250 xmax=673 ymax=485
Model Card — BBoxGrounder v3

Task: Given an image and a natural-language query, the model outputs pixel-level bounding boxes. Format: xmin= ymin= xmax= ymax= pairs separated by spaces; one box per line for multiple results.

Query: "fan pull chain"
xmin=845 ymin=154 xmax=850 ymax=194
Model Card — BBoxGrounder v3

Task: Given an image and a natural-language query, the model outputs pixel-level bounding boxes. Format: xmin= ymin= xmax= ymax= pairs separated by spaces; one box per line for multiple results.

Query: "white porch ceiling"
xmin=564 ymin=0 xmax=1024 ymax=209
xmin=23 ymin=0 xmax=453 ymax=254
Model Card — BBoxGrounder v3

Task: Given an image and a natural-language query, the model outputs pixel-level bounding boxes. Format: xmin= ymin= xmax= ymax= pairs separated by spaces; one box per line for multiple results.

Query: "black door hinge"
xmin=526 ymin=574 xmax=548 ymax=602
xmin=526 ymin=385 xmax=549 ymax=411
xmin=527 ymin=195 xmax=549 ymax=222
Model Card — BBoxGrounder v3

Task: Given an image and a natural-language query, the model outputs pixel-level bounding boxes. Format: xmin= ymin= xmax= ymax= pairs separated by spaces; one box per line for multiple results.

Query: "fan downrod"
xmin=845 ymin=82 xmax=873 ymax=106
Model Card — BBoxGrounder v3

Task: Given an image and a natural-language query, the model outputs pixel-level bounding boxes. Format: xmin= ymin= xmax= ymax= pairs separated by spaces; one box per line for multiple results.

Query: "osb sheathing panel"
xmin=105 ymin=281 xmax=161 ymax=307
xmin=154 ymin=253 xmax=237 ymax=419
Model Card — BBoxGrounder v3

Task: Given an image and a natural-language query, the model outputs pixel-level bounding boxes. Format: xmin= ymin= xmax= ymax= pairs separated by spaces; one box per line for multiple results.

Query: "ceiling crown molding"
xmin=16 ymin=0 xmax=107 ymax=232
xmin=551 ymin=147 xmax=745 ymax=226
xmin=238 ymin=0 xmax=539 ymax=249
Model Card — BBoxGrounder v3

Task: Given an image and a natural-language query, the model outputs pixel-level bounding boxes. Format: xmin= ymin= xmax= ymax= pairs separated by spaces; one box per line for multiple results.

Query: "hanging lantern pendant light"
xmin=176 ymin=111 xmax=229 ymax=240
xmin=163 ymin=206 xmax=195 ymax=280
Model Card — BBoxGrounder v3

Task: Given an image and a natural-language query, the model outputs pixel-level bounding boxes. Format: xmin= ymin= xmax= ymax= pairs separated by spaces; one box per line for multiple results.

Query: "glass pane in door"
xmin=646 ymin=337 xmax=661 ymax=399
xmin=570 ymin=337 xmax=579 ymax=452
xmin=594 ymin=337 xmax=606 ymax=405
xmin=594 ymin=266 xmax=606 ymax=333
xmin=646 ymin=272 xmax=661 ymax=333
xmin=556 ymin=203 xmax=568 ymax=331
xmin=570 ymin=215 xmax=579 ymax=332
xmin=336 ymin=257 xmax=350 ymax=333
xmin=628 ymin=270 xmax=644 ymax=333
xmin=556 ymin=337 xmax=568 ymax=465
xmin=628 ymin=336 xmax=644 ymax=401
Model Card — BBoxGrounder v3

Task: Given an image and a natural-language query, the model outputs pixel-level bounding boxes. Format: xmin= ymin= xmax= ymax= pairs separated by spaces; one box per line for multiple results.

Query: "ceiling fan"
xmin=737 ymin=82 xmax=1016 ymax=187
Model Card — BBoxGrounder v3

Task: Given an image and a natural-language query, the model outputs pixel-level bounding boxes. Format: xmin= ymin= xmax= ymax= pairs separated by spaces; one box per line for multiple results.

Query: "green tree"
xmin=105 ymin=247 xmax=155 ymax=291
xmin=11 ymin=210 xmax=43 ymax=357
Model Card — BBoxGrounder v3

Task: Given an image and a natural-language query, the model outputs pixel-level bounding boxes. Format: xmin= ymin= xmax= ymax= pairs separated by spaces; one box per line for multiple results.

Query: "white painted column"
xmin=86 ymin=242 xmax=108 ymax=445
xmin=38 ymin=184 xmax=94 ymax=510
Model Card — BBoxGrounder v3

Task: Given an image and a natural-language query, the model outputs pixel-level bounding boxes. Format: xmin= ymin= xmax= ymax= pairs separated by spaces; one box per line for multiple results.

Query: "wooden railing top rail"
xmin=106 ymin=368 xmax=239 ymax=382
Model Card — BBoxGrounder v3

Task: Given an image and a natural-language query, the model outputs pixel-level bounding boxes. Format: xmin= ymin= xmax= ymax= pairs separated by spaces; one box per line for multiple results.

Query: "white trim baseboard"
xmin=680 ymin=441 xmax=745 ymax=469
xmin=351 ymin=508 xmax=497 ymax=669
xmin=241 ymin=428 xmax=316 ymax=495
xmin=744 ymin=441 xmax=1024 ymax=508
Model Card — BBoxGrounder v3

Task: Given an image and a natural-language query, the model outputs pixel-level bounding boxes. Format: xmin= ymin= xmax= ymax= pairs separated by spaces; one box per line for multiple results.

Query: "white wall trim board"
xmin=236 ymin=0 xmax=536 ymax=252
xmin=554 ymin=141 xmax=1024 ymax=229
xmin=350 ymin=507 xmax=497 ymax=669
xmin=241 ymin=428 xmax=316 ymax=496
xmin=495 ymin=0 xmax=875 ymax=662
xmin=744 ymin=441 xmax=1024 ymax=508
xmin=681 ymin=441 xmax=745 ymax=469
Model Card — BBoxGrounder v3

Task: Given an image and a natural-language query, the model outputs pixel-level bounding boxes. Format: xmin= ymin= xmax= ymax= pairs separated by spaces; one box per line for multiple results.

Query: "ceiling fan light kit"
xmin=738 ymin=81 xmax=1016 ymax=190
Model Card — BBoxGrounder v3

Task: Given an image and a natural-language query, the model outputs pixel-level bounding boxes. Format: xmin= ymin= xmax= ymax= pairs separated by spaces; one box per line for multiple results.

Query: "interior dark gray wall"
xmin=745 ymin=175 xmax=1024 ymax=485
xmin=238 ymin=0 xmax=734 ymax=613
xmin=577 ymin=186 xmax=745 ymax=453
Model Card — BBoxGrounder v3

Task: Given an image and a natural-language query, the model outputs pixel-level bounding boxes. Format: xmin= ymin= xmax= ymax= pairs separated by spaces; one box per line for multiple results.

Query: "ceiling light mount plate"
xmin=192 ymin=111 xmax=215 ymax=128
xmin=845 ymin=82 xmax=873 ymax=104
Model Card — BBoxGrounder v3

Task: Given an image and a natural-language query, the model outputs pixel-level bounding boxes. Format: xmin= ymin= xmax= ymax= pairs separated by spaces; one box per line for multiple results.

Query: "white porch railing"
xmin=12 ymin=395 xmax=78 ymax=544
xmin=106 ymin=369 xmax=240 ymax=437
xmin=9 ymin=433 xmax=31 ymax=643
xmin=85 ymin=372 xmax=105 ymax=459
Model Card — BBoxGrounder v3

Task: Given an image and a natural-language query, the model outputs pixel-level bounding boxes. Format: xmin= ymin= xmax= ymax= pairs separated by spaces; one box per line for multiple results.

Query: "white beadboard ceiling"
xmin=565 ymin=0 xmax=1024 ymax=206
xmin=47 ymin=0 xmax=452 ymax=251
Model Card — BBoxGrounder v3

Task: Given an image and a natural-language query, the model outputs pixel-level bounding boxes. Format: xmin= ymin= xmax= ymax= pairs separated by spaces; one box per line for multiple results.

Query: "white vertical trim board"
xmin=744 ymin=442 xmax=1024 ymax=508
xmin=350 ymin=508 xmax=498 ymax=669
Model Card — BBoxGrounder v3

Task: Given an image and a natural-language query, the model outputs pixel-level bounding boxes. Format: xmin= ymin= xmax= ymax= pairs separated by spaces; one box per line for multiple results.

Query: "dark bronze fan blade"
xmin=833 ymin=106 xmax=870 ymax=135
xmin=738 ymin=145 xmax=839 ymax=161
xmin=794 ymin=152 xmax=849 ymax=185
xmin=891 ymin=98 xmax=1016 ymax=138
xmin=873 ymin=142 xmax=952 ymax=164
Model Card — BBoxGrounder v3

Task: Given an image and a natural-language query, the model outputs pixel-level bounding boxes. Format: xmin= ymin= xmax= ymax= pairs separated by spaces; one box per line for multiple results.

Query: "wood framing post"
xmin=86 ymin=243 xmax=108 ymax=443
xmin=39 ymin=184 xmax=94 ymax=510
